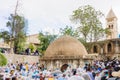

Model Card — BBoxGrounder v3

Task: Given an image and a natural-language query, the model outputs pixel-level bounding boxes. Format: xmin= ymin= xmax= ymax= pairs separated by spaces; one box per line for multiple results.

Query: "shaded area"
xmin=61 ymin=64 xmax=68 ymax=72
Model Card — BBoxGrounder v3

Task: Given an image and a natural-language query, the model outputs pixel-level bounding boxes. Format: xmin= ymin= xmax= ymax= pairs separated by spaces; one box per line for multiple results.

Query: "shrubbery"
xmin=0 ymin=53 xmax=7 ymax=66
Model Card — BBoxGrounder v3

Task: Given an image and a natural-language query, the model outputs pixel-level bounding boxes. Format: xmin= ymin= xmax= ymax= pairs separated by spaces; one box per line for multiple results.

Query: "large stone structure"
xmin=88 ymin=38 xmax=120 ymax=59
xmin=26 ymin=34 xmax=40 ymax=48
xmin=4 ymin=54 xmax=39 ymax=64
xmin=40 ymin=35 xmax=91 ymax=69
xmin=106 ymin=9 xmax=118 ymax=39
xmin=88 ymin=9 xmax=120 ymax=59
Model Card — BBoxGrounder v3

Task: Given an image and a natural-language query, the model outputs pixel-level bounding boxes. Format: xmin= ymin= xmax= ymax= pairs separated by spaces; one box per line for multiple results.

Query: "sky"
xmin=0 ymin=0 xmax=120 ymax=36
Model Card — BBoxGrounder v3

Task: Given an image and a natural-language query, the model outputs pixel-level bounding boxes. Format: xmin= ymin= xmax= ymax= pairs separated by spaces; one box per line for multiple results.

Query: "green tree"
xmin=71 ymin=5 xmax=105 ymax=42
xmin=29 ymin=43 xmax=36 ymax=53
xmin=60 ymin=26 xmax=79 ymax=37
xmin=0 ymin=53 xmax=7 ymax=66
xmin=13 ymin=15 xmax=27 ymax=54
xmin=60 ymin=26 xmax=89 ymax=47
xmin=0 ymin=31 xmax=10 ymax=43
xmin=59 ymin=26 xmax=90 ymax=49
xmin=0 ymin=0 xmax=27 ymax=54
xmin=0 ymin=14 xmax=27 ymax=54
xmin=38 ymin=32 xmax=57 ymax=55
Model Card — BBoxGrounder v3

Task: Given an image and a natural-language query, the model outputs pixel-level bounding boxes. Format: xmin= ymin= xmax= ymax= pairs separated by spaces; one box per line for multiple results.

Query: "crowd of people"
xmin=0 ymin=58 xmax=120 ymax=80
xmin=0 ymin=48 xmax=40 ymax=56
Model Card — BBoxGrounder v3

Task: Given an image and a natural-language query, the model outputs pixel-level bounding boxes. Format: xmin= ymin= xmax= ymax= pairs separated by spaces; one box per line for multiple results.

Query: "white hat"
xmin=118 ymin=65 xmax=120 ymax=67
xmin=112 ymin=71 xmax=120 ymax=77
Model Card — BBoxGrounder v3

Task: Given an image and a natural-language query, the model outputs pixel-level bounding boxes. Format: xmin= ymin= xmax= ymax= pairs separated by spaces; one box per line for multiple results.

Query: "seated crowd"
xmin=0 ymin=58 xmax=120 ymax=80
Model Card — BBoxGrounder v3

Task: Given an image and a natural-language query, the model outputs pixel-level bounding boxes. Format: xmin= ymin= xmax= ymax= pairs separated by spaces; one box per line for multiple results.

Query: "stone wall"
xmin=3 ymin=54 xmax=39 ymax=64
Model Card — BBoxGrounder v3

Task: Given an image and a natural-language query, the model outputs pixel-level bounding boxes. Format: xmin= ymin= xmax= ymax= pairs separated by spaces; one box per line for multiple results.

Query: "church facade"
xmin=88 ymin=9 xmax=120 ymax=59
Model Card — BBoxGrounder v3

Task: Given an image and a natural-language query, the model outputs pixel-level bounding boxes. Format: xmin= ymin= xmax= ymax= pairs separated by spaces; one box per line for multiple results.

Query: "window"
xmin=93 ymin=45 xmax=97 ymax=53
xmin=111 ymin=25 xmax=113 ymax=29
xmin=108 ymin=24 xmax=113 ymax=29
xmin=109 ymin=25 xmax=111 ymax=28
xmin=107 ymin=43 xmax=112 ymax=53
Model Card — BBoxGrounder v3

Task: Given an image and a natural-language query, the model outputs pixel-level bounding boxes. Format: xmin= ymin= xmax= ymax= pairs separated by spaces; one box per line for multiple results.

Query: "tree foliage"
xmin=13 ymin=15 xmax=27 ymax=54
xmin=60 ymin=26 xmax=79 ymax=37
xmin=59 ymin=26 xmax=89 ymax=49
xmin=38 ymin=32 xmax=57 ymax=55
xmin=0 ymin=14 xmax=27 ymax=54
xmin=0 ymin=0 xmax=27 ymax=54
xmin=29 ymin=43 xmax=36 ymax=53
xmin=0 ymin=53 xmax=7 ymax=66
xmin=71 ymin=5 xmax=106 ymax=42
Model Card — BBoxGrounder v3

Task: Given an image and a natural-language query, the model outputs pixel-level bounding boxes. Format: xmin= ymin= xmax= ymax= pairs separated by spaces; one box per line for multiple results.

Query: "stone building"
xmin=106 ymin=8 xmax=118 ymax=39
xmin=0 ymin=34 xmax=40 ymax=53
xmin=40 ymin=35 xmax=91 ymax=69
xmin=88 ymin=9 xmax=120 ymax=59
xmin=26 ymin=34 xmax=40 ymax=48
xmin=0 ymin=42 xmax=10 ymax=53
xmin=88 ymin=38 xmax=120 ymax=59
xmin=40 ymin=9 xmax=120 ymax=69
xmin=26 ymin=34 xmax=39 ymax=45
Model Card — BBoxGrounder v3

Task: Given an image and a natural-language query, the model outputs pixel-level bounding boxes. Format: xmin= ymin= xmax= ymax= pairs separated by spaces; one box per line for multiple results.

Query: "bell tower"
xmin=106 ymin=9 xmax=118 ymax=39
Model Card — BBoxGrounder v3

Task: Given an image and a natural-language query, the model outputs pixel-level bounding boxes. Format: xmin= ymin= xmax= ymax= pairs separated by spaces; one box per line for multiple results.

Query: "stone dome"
xmin=44 ymin=35 xmax=88 ymax=58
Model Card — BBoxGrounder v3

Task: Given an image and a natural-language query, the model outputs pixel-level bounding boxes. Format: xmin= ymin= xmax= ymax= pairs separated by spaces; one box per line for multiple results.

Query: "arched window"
xmin=111 ymin=24 xmax=113 ymax=29
xmin=107 ymin=43 xmax=112 ymax=53
xmin=109 ymin=25 xmax=111 ymax=28
xmin=93 ymin=45 xmax=97 ymax=53
xmin=108 ymin=24 xmax=113 ymax=29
